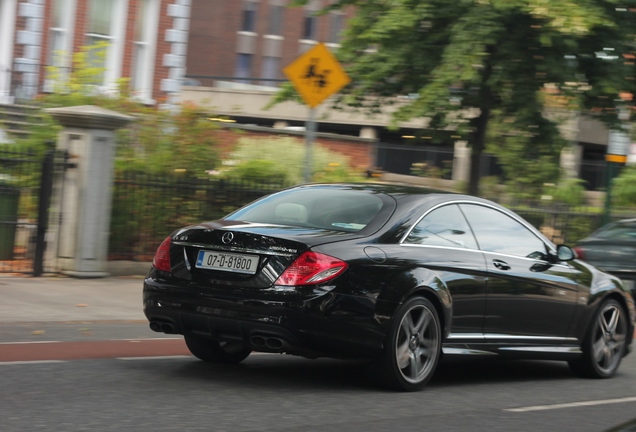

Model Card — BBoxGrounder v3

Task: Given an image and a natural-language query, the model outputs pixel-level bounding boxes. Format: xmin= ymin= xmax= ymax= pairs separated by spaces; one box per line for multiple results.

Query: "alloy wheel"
xmin=395 ymin=303 xmax=440 ymax=384
xmin=591 ymin=303 xmax=627 ymax=375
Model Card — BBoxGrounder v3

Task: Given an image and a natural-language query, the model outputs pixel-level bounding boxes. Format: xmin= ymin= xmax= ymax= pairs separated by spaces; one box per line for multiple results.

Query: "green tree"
xmin=285 ymin=0 xmax=636 ymax=195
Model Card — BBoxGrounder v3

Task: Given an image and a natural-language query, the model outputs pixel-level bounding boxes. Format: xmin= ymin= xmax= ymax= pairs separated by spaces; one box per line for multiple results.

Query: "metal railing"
xmin=108 ymin=171 xmax=290 ymax=260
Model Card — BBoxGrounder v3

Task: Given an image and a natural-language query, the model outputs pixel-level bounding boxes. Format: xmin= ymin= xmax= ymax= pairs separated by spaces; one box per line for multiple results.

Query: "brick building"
xmin=186 ymin=0 xmax=353 ymax=89
xmin=0 ymin=0 xmax=191 ymax=106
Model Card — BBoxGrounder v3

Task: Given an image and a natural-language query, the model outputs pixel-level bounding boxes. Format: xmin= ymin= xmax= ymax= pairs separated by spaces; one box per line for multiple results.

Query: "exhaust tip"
xmin=149 ymin=321 xmax=162 ymax=332
xmin=250 ymin=336 xmax=266 ymax=347
xmin=266 ymin=338 xmax=284 ymax=350
xmin=160 ymin=323 xmax=175 ymax=334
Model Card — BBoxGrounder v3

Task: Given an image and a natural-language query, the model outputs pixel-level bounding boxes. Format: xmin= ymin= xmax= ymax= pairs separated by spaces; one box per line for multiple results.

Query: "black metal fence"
xmin=374 ymin=142 xmax=505 ymax=180
xmin=579 ymin=160 xmax=606 ymax=191
xmin=509 ymin=203 xmax=635 ymax=245
xmin=375 ymin=143 xmax=456 ymax=179
xmin=109 ymin=170 xmax=636 ymax=261
xmin=0 ymin=147 xmax=66 ymax=274
xmin=2 ymin=146 xmax=635 ymax=272
xmin=109 ymin=171 xmax=289 ymax=260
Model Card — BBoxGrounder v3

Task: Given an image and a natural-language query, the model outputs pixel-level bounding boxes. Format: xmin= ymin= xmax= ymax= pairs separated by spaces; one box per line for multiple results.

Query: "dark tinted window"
xmin=242 ymin=1 xmax=257 ymax=32
xmin=595 ymin=221 xmax=636 ymax=240
xmin=405 ymin=204 xmax=478 ymax=249
xmin=303 ymin=13 xmax=317 ymax=40
xmin=460 ymin=204 xmax=547 ymax=259
xmin=225 ymin=188 xmax=390 ymax=232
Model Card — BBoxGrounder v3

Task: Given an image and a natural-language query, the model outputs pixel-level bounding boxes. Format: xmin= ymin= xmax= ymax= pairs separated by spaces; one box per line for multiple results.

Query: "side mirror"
xmin=556 ymin=245 xmax=576 ymax=262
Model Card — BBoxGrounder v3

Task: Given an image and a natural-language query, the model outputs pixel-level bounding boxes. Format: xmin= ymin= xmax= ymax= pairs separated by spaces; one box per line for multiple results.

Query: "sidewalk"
xmin=0 ymin=274 xmax=147 ymax=323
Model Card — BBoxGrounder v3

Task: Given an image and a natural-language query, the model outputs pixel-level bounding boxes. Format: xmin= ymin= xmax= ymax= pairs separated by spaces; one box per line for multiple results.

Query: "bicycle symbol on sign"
xmin=302 ymin=58 xmax=331 ymax=93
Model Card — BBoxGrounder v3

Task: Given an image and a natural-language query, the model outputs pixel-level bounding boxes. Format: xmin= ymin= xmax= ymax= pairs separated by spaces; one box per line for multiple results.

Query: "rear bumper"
xmin=143 ymin=276 xmax=387 ymax=360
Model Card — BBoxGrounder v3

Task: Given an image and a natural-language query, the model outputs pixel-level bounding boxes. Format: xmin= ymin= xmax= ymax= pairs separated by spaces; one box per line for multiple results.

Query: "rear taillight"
xmin=153 ymin=236 xmax=172 ymax=272
xmin=573 ymin=246 xmax=585 ymax=261
xmin=275 ymin=251 xmax=348 ymax=286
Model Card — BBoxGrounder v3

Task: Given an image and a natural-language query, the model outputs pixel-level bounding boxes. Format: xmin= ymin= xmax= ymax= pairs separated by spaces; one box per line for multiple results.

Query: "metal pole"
xmin=304 ymin=107 xmax=317 ymax=183
xmin=33 ymin=149 xmax=55 ymax=276
xmin=602 ymin=161 xmax=615 ymax=226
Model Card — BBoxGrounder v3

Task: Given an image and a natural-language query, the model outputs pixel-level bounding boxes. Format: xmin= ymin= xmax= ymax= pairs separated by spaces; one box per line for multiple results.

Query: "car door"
xmin=459 ymin=204 xmax=580 ymax=339
xmin=401 ymin=203 xmax=488 ymax=336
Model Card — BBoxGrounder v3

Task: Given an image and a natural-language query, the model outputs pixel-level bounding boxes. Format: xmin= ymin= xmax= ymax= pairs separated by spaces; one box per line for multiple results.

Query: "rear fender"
xmin=374 ymin=268 xmax=452 ymax=337
xmin=575 ymin=273 xmax=636 ymax=345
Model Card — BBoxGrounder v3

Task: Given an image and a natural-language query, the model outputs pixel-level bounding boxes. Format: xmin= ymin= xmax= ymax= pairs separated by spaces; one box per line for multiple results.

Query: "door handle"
xmin=493 ymin=259 xmax=510 ymax=271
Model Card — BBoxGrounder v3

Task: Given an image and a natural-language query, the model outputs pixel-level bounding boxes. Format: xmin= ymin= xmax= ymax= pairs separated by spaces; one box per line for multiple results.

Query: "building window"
xmin=235 ymin=53 xmax=252 ymax=81
xmin=85 ymin=0 xmax=114 ymax=83
xmin=131 ymin=0 xmax=159 ymax=101
xmin=302 ymin=11 xmax=317 ymax=40
xmin=261 ymin=56 xmax=280 ymax=86
xmin=328 ymin=13 xmax=344 ymax=44
xmin=267 ymin=5 xmax=284 ymax=36
xmin=83 ymin=0 xmax=127 ymax=91
xmin=46 ymin=0 xmax=73 ymax=91
xmin=242 ymin=1 xmax=257 ymax=32
xmin=87 ymin=0 xmax=113 ymax=40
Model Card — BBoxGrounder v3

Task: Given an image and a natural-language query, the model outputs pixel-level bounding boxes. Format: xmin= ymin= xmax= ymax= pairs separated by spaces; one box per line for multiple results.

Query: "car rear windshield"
xmin=225 ymin=187 xmax=389 ymax=232
xmin=595 ymin=221 xmax=636 ymax=240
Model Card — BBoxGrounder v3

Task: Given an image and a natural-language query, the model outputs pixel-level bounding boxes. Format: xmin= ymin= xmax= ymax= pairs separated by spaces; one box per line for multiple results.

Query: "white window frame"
xmin=84 ymin=0 xmax=128 ymax=93
xmin=44 ymin=0 xmax=77 ymax=92
xmin=0 ymin=0 xmax=18 ymax=103
xmin=131 ymin=0 xmax=159 ymax=103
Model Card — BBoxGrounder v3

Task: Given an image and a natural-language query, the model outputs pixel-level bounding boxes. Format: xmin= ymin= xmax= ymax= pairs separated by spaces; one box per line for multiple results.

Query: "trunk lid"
xmin=168 ymin=220 xmax=362 ymax=288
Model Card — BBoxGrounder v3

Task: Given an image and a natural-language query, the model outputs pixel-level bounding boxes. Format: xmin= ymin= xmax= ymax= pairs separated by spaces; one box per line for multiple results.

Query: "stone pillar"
xmin=558 ymin=113 xmax=582 ymax=179
xmin=46 ymin=105 xmax=134 ymax=278
xmin=452 ymin=141 xmax=471 ymax=182
xmin=360 ymin=127 xmax=377 ymax=140
xmin=560 ymin=143 xmax=583 ymax=178
xmin=273 ymin=121 xmax=289 ymax=129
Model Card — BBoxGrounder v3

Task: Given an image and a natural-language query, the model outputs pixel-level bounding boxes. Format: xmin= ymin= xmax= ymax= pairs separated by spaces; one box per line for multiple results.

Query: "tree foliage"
xmin=290 ymin=0 xmax=636 ymax=195
xmin=613 ymin=165 xmax=636 ymax=207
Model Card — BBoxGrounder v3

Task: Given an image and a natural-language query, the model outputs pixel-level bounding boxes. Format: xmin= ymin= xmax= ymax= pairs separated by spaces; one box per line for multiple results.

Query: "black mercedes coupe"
xmin=143 ymin=183 xmax=635 ymax=391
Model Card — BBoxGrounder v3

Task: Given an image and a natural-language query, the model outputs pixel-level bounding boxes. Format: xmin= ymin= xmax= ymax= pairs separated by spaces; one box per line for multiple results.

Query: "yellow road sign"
xmin=283 ymin=43 xmax=351 ymax=108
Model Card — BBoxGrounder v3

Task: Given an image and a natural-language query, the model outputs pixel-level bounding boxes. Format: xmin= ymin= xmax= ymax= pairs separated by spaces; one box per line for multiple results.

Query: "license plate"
xmin=195 ymin=250 xmax=259 ymax=274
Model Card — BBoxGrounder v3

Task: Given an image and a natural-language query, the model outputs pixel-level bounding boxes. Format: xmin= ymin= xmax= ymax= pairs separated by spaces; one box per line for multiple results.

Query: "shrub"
xmin=221 ymin=159 xmax=289 ymax=183
xmin=547 ymin=178 xmax=586 ymax=206
xmin=613 ymin=166 xmax=636 ymax=208
xmin=222 ymin=136 xmax=364 ymax=184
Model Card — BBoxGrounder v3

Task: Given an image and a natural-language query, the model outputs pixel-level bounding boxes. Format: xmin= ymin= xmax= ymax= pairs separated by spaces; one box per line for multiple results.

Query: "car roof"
xmin=297 ymin=182 xmax=451 ymax=194
xmin=614 ymin=218 xmax=636 ymax=224
xmin=297 ymin=182 xmax=502 ymax=205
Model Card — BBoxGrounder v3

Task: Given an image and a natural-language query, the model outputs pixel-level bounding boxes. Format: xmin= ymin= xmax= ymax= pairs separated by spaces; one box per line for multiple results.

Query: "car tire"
xmin=367 ymin=296 xmax=441 ymax=391
xmin=184 ymin=334 xmax=251 ymax=364
xmin=569 ymin=298 xmax=628 ymax=378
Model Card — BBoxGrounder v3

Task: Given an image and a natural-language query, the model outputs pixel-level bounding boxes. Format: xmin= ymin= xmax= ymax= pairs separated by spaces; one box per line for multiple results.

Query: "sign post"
xmin=283 ymin=43 xmax=351 ymax=183
xmin=603 ymin=126 xmax=630 ymax=224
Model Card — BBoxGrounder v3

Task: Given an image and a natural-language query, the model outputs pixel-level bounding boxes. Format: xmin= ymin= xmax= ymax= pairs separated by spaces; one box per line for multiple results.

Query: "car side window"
xmin=404 ymin=204 xmax=478 ymax=249
xmin=460 ymin=204 xmax=548 ymax=259
xmin=596 ymin=222 xmax=636 ymax=240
